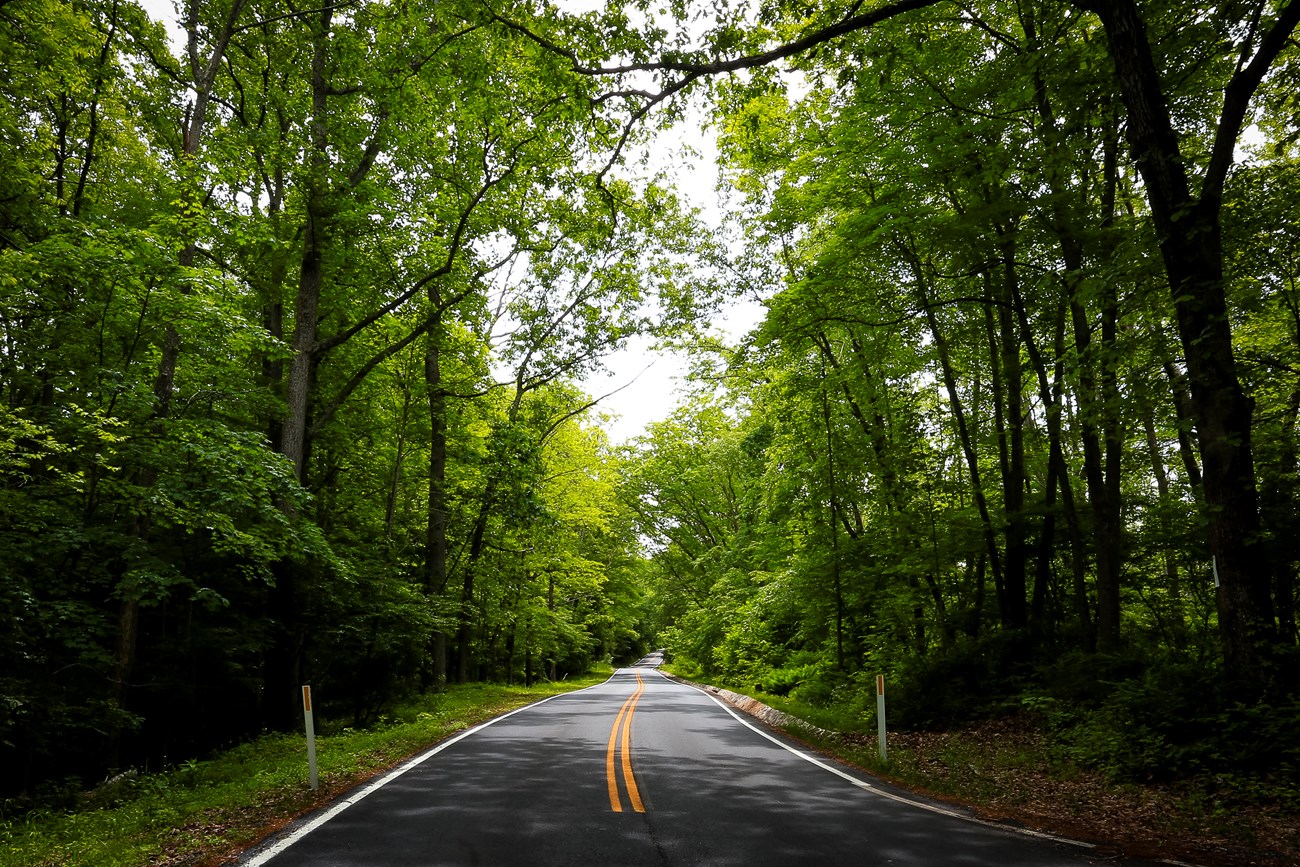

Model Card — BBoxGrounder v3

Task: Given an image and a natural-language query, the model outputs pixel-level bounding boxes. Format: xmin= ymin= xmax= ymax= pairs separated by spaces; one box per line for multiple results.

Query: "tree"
xmin=0 ymin=0 xmax=693 ymax=793
xmin=516 ymin=0 xmax=1300 ymax=694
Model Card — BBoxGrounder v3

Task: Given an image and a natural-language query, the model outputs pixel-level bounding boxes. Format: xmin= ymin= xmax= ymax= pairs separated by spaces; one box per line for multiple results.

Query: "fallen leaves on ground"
xmin=839 ymin=715 xmax=1298 ymax=867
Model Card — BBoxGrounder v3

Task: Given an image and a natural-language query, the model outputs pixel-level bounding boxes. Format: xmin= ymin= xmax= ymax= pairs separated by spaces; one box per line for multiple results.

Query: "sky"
xmin=135 ymin=0 xmax=767 ymax=445
xmin=576 ymin=108 xmax=767 ymax=444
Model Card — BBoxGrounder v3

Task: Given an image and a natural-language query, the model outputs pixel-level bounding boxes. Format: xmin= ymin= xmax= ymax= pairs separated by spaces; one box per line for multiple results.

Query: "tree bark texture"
xmin=425 ymin=311 xmax=450 ymax=689
xmin=1088 ymin=0 xmax=1281 ymax=689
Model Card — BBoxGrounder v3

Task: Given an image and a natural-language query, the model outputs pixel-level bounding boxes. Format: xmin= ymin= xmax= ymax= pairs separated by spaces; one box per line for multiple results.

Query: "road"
xmin=241 ymin=655 xmax=1153 ymax=866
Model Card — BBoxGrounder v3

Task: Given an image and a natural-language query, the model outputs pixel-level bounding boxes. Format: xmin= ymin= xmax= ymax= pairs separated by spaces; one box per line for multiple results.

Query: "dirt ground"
xmin=838 ymin=716 xmax=1298 ymax=867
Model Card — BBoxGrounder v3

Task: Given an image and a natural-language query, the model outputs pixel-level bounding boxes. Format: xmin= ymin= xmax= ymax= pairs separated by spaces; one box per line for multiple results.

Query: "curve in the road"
xmin=608 ymin=671 xmax=646 ymax=813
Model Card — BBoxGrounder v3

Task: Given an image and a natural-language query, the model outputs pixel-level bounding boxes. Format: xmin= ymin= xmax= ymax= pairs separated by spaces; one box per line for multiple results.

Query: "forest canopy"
xmin=0 ymin=0 xmax=713 ymax=795
xmin=2 ymin=0 xmax=1298 ymax=808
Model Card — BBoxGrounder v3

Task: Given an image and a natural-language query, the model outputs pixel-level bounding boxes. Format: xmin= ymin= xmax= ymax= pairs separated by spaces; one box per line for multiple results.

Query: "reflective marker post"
xmin=876 ymin=675 xmax=887 ymax=763
xmin=302 ymin=685 xmax=319 ymax=790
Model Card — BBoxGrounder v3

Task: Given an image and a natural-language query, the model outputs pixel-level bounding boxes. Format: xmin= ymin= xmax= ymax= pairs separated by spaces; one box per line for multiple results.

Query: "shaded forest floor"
xmin=745 ymin=707 xmax=1293 ymax=867
xmin=843 ymin=716 xmax=1298 ymax=866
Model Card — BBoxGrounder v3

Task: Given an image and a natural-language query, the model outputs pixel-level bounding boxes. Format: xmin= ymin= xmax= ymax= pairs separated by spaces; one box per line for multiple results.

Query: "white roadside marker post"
xmin=876 ymin=674 xmax=887 ymax=763
xmin=302 ymin=685 xmax=319 ymax=790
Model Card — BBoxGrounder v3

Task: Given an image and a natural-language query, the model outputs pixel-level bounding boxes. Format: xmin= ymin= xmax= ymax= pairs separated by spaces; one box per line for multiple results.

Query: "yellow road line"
xmin=606 ymin=672 xmax=646 ymax=813
xmin=605 ymin=695 xmax=631 ymax=811
xmin=620 ymin=675 xmax=646 ymax=812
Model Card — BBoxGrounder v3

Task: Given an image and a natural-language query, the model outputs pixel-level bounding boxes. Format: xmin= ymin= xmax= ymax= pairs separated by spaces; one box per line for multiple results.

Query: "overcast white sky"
xmin=137 ymin=0 xmax=766 ymax=444
xmin=579 ymin=113 xmax=766 ymax=443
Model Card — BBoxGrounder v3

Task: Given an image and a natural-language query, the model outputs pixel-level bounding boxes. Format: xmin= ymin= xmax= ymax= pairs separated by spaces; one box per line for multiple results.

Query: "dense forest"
xmin=3 ymin=0 xmax=1299 ymax=811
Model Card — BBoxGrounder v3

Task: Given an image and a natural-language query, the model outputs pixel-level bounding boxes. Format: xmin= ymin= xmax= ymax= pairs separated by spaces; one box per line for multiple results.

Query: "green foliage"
xmin=614 ymin=0 xmax=1300 ymax=828
xmin=5 ymin=0 xmax=1300 ymax=841
xmin=759 ymin=663 xmax=817 ymax=697
xmin=1027 ymin=656 xmax=1300 ymax=792
xmin=0 ymin=0 xmax=693 ymax=804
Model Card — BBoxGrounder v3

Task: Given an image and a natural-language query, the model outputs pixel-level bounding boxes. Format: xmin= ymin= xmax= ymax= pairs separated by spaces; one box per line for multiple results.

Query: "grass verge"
xmin=0 ymin=672 xmax=611 ymax=867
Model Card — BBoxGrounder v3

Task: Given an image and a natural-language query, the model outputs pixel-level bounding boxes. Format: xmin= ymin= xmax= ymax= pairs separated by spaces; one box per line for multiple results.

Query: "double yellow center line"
xmin=606 ymin=672 xmax=645 ymax=813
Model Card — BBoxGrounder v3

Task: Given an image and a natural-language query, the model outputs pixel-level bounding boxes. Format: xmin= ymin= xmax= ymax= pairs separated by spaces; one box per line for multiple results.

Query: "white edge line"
xmin=241 ymin=675 xmax=619 ymax=865
xmin=658 ymin=671 xmax=1096 ymax=851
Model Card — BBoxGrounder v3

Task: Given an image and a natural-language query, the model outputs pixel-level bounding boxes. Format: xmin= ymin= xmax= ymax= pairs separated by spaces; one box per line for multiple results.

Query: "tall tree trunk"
xmin=1099 ymin=134 xmax=1126 ymax=654
xmin=154 ymin=0 xmax=249 ymax=419
xmin=1011 ymin=265 xmax=1092 ymax=643
xmin=820 ymin=382 xmax=845 ymax=670
xmin=424 ymin=308 xmax=450 ymax=689
xmin=908 ymin=252 xmax=1006 ymax=607
xmin=1070 ymin=277 xmax=1123 ymax=652
xmin=280 ymin=6 xmax=333 ymax=481
xmin=263 ymin=6 xmax=333 ymax=730
xmin=980 ymin=264 xmax=1028 ymax=637
xmin=994 ymin=250 xmax=1029 ymax=633
xmin=280 ymin=208 xmax=323 ymax=481
xmin=458 ymin=492 xmax=494 ymax=684
xmin=1015 ymin=291 xmax=1061 ymax=633
xmin=817 ymin=326 xmax=942 ymax=648
xmin=547 ymin=570 xmax=557 ymax=681
xmin=1145 ymin=409 xmax=1187 ymax=646
xmin=1088 ymin=0 xmax=1287 ymax=691
xmin=814 ymin=330 xmax=917 ymax=653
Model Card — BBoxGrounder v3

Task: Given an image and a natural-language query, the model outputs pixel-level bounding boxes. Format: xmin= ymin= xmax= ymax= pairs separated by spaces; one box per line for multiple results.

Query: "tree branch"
xmin=1201 ymin=0 xmax=1300 ymax=208
xmin=231 ymin=0 xmax=361 ymax=36
xmin=493 ymin=0 xmax=945 ymax=77
xmin=489 ymin=0 xmax=948 ymax=185
xmin=313 ymin=135 xmax=530 ymax=356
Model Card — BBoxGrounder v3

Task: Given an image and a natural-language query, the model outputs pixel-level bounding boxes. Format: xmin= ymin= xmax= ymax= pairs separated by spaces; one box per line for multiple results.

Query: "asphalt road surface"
xmin=241 ymin=655 xmax=1154 ymax=866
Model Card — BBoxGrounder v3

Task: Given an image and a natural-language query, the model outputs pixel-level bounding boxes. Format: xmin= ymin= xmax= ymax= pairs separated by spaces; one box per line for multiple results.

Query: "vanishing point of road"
xmin=239 ymin=654 xmax=1161 ymax=866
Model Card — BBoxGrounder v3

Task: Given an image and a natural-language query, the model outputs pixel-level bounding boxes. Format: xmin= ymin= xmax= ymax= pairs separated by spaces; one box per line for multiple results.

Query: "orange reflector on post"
xmin=876 ymin=674 xmax=887 ymax=763
xmin=302 ymin=685 xmax=318 ymax=791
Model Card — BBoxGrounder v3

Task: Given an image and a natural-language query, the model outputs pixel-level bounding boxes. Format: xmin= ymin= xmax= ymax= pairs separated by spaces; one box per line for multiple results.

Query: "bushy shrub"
xmin=887 ymin=633 xmax=1030 ymax=729
xmin=789 ymin=667 xmax=851 ymax=708
xmin=760 ymin=664 xmax=817 ymax=696
xmin=1035 ymin=649 xmax=1150 ymax=707
xmin=1030 ymin=655 xmax=1300 ymax=790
